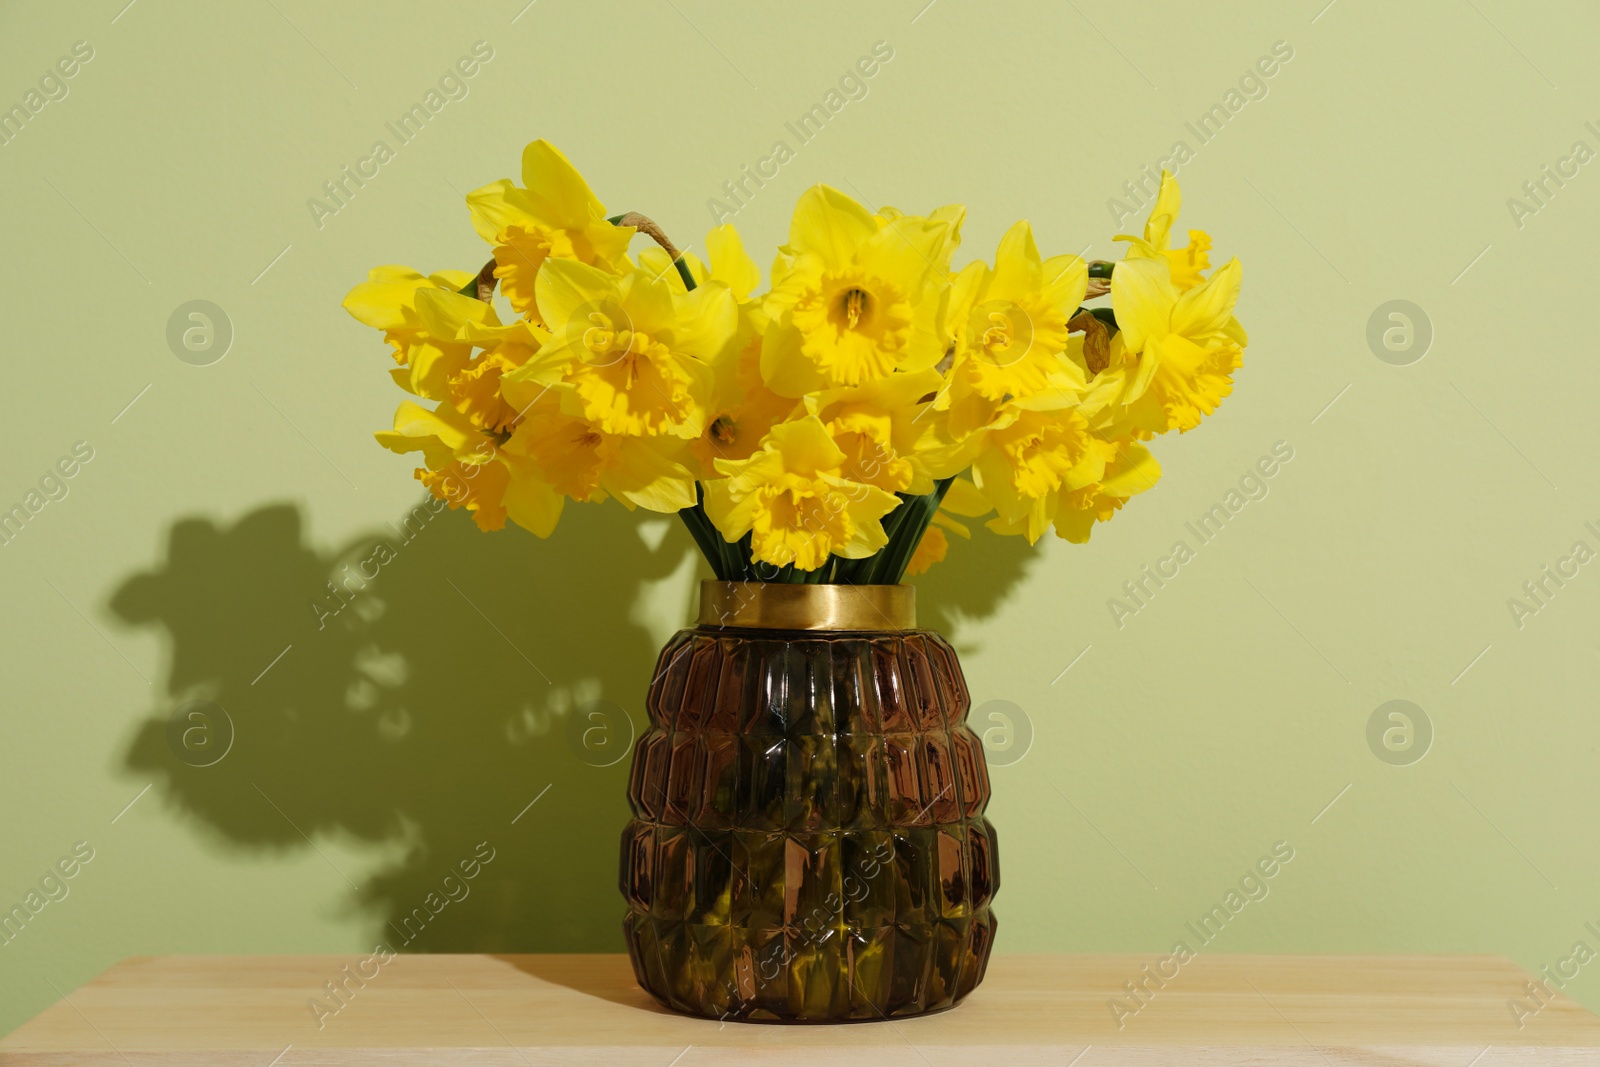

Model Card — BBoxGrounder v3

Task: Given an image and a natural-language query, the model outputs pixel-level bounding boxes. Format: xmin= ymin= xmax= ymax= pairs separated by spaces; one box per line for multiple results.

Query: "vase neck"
xmin=697 ymin=580 xmax=915 ymax=632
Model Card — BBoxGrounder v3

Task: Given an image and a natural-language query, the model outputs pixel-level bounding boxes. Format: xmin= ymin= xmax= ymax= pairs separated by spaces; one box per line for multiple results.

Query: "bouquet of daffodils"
xmin=344 ymin=141 xmax=1245 ymax=584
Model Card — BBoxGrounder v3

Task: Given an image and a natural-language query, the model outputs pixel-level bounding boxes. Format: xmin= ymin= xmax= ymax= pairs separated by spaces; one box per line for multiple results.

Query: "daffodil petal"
xmin=856 ymin=216 xmax=951 ymax=290
xmin=989 ymin=221 xmax=1043 ymax=302
xmin=1040 ymin=254 xmax=1088 ymax=313
xmin=672 ymin=285 xmax=739 ymax=361
xmin=766 ymin=415 xmax=846 ymax=475
xmin=536 ymin=257 xmax=617 ymax=331
xmin=376 ymin=401 xmax=477 ymax=468
xmin=414 ymin=287 xmax=500 ymax=340
xmin=521 ymin=139 xmax=606 ymax=225
xmin=603 ymin=439 xmax=699 ymax=513
xmin=501 ymin=468 xmax=564 ymax=538
xmin=1100 ymin=443 xmax=1162 ymax=498
xmin=940 ymin=476 xmax=992 ymax=518
xmin=702 ymin=477 xmax=752 ymax=541
xmin=1143 ymin=170 xmax=1181 ymax=249
xmin=1171 ymin=258 xmax=1241 ymax=338
xmin=466 ymin=178 xmax=541 ymax=244
xmin=760 ymin=321 xmax=829 ymax=398
xmin=788 ymin=185 xmax=875 ymax=269
xmin=1110 ymin=257 xmax=1175 ymax=354
xmin=834 ymin=480 xmax=902 ymax=558
xmin=342 ymin=267 xmax=429 ymax=330
xmin=706 ymin=223 xmax=761 ymax=300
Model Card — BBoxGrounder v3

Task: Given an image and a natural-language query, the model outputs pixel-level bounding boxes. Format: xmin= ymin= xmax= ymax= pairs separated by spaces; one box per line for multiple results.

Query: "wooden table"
xmin=4 ymin=953 xmax=1598 ymax=1065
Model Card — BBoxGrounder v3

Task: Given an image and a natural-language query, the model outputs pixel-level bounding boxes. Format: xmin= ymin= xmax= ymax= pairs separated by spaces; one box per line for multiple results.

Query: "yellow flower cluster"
xmin=344 ymin=140 xmax=1247 ymax=580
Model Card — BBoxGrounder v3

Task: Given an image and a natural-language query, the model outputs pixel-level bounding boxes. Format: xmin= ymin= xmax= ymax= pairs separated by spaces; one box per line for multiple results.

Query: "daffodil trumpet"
xmin=345 ymin=140 xmax=1248 ymax=584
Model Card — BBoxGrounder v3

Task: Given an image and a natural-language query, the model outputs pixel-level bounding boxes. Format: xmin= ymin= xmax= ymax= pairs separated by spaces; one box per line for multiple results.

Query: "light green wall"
xmin=4 ymin=0 xmax=1599 ymax=1037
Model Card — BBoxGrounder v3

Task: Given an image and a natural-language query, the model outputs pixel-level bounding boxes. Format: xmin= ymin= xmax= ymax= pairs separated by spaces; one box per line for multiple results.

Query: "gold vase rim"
xmin=697 ymin=580 xmax=915 ymax=632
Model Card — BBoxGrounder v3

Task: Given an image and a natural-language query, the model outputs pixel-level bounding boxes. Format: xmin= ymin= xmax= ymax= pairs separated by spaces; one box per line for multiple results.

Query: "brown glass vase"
xmin=620 ymin=581 xmax=998 ymax=1022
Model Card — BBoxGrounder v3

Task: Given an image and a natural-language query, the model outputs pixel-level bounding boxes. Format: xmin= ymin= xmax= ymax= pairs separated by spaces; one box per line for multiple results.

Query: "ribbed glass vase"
xmin=620 ymin=581 xmax=999 ymax=1022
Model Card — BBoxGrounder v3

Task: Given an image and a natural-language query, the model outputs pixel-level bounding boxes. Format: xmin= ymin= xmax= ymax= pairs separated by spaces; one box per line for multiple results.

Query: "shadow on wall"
xmin=108 ymin=497 xmax=1035 ymax=954
xmin=916 ymin=527 xmax=1038 ymax=649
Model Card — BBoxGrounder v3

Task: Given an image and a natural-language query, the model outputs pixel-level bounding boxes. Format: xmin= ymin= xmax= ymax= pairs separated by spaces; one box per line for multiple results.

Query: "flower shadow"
xmin=111 ymin=498 xmax=690 ymax=953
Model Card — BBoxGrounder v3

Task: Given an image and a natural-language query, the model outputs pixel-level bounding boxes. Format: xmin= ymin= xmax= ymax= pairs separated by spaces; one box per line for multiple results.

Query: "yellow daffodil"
xmin=445 ymin=347 xmax=532 ymax=436
xmin=635 ymin=222 xmax=793 ymax=475
xmin=1047 ymin=441 xmax=1162 ymax=543
xmin=342 ymin=266 xmax=477 ymax=400
xmin=1117 ymin=170 xmax=1212 ymax=290
xmin=692 ymin=305 xmax=797 ymax=479
xmin=375 ymin=399 xmax=562 ymax=535
xmin=349 ymin=144 xmax=1248 ymax=582
xmin=982 ymin=438 xmax=1160 ymax=543
xmin=703 ymin=415 xmax=901 ymax=570
xmin=925 ymin=391 xmax=1152 ymax=544
xmin=1110 ymin=256 xmax=1245 ymax=435
xmin=342 ymin=265 xmax=475 ymax=349
xmin=466 ymin=139 xmax=635 ymax=320
xmin=762 ymin=186 xmax=953 ymax=395
xmin=804 ymin=368 xmax=943 ymax=495
xmin=501 ymin=259 xmax=737 ymax=438
xmin=411 ymin=287 xmax=549 ymax=434
xmin=941 ymin=222 xmax=1089 ymax=437
xmin=970 ymin=406 xmax=1103 ymax=543
xmin=502 ymin=392 xmax=701 ymax=514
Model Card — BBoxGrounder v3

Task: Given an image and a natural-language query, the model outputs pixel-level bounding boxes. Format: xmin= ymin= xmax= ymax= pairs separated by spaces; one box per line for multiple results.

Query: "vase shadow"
xmin=110 ymin=497 xmax=693 ymax=953
xmin=488 ymin=953 xmax=673 ymax=1014
xmin=108 ymin=497 xmax=1034 ymax=957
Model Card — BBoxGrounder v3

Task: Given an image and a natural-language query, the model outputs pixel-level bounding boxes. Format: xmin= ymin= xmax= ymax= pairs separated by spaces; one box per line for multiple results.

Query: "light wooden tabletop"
xmin=3 ymin=953 xmax=1598 ymax=1066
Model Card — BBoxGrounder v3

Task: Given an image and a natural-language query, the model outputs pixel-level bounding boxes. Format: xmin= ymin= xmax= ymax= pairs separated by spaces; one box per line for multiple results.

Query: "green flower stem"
xmin=862 ymin=498 xmax=918 ymax=585
xmin=881 ymin=477 xmax=955 ymax=584
xmin=672 ymin=257 xmax=696 ymax=291
xmin=609 ymin=211 xmax=696 ymax=290
xmin=677 ymin=499 xmax=728 ymax=580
